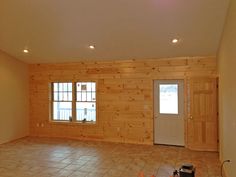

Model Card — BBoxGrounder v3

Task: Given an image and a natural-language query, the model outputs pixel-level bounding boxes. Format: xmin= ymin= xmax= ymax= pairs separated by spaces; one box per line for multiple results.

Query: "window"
xmin=159 ymin=84 xmax=178 ymax=114
xmin=52 ymin=83 xmax=72 ymax=121
xmin=76 ymin=82 xmax=96 ymax=122
xmin=51 ymin=82 xmax=96 ymax=123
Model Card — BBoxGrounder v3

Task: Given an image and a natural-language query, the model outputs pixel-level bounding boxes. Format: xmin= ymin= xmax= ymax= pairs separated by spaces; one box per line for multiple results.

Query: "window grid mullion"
xmin=91 ymin=82 xmax=92 ymax=101
xmin=51 ymin=83 xmax=54 ymax=120
xmin=86 ymin=83 xmax=88 ymax=101
xmin=57 ymin=83 xmax=59 ymax=101
xmin=67 ymin=83 xmax=69 ymax=102
xmin=72 ymin=82 xmax=76 ymax=122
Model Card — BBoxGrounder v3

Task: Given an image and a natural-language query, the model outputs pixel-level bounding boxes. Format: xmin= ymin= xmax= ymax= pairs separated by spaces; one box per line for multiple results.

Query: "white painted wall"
xmin=0 ymin=50 xmax=29 ymax=144
xmin=218 ymin=0 xmax=236 ymax=176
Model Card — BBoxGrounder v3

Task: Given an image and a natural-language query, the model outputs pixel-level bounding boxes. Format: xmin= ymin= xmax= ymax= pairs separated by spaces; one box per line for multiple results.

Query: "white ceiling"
xmin=0 ymin=0 xmax=230 ymax=63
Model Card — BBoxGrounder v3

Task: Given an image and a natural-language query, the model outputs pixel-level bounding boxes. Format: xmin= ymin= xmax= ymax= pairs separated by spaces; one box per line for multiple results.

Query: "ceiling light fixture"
xmin=89 ymin=45 xmax=95 ymax=49
xmin=23 ymin=49 xmax=29 ymax=53
xmin=172 ymin=38 xmax=179 ymax=44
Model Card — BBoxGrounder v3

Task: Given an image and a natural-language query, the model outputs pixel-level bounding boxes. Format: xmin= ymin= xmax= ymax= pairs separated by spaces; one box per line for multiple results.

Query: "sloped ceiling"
xmin=0 ymin=0 xmax=229 ymax=63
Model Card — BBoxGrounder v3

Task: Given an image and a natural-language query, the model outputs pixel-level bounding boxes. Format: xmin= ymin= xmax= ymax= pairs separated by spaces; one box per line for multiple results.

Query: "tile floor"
xmin=0 ymin=137 xmax=221 ymax=177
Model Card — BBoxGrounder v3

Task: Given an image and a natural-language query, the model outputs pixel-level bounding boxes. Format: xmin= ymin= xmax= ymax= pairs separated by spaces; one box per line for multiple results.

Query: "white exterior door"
xmin=154 ymin=80 xmax=185 ymax=146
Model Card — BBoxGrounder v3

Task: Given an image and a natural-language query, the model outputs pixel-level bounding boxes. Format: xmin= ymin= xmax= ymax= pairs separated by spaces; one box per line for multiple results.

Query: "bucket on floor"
xmin=179 ymin=163 xmax=195 ymax=177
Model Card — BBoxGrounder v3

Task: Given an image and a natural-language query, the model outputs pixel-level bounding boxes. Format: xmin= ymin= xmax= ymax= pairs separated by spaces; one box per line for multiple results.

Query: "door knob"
xmin=189 ymin=116 xmax=193 ymax=120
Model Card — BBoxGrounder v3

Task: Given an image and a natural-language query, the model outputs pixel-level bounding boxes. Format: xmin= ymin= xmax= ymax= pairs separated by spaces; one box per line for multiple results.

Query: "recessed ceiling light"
xmin=89 ymin=45 xmax=95 ymax=49
xmin=23 ymin=49 xmax=29 ymax=53
xmin=172 ymin=38 xmax=179 ymax=44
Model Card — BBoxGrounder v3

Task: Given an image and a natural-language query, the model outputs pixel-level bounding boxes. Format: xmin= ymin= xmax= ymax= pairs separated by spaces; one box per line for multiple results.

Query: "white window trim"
xmin=49 ymin=81 xmax=97 ymax=124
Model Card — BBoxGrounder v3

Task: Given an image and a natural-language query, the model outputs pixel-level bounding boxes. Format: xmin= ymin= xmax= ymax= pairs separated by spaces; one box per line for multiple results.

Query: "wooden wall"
xmin=29 ymin=57 xmax=217 ymax=145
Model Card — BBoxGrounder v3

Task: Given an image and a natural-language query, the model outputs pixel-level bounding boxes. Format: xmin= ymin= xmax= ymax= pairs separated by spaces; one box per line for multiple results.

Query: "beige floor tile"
xmin=0 ymin=137 xmax=221 ymax=177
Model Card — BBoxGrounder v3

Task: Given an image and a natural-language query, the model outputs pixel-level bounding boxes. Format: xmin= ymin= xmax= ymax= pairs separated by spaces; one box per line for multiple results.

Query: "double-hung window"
xmin=52 ymin=82 xmax=73 ymax=121
xmin=51 ymin=82 xmax=96 ymax=123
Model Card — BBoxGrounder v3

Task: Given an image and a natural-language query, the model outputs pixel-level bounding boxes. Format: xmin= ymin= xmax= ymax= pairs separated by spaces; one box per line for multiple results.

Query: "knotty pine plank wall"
xmin=29 ymin=56 xmax=217 ymax=145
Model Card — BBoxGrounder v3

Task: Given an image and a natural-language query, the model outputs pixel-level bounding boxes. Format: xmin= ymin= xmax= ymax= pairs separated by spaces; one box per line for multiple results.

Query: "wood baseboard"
xmin=28 ymin=135 xmax=153 ymax=145
xmin=0 ymin=135 xmax=29 ymax=145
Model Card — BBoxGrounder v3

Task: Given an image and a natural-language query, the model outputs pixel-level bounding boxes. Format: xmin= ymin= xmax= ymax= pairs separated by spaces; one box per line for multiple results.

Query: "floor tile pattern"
xmin=0 ymin=137 xmax=221 ymax=177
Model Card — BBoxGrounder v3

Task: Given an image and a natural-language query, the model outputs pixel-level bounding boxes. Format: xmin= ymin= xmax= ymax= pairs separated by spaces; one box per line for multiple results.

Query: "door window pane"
xmin=159 ymin=84 xmax=178 ymax=114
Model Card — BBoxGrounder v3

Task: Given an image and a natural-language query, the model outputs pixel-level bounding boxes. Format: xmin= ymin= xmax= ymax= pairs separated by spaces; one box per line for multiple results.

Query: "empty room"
xmin=0 ymin=0 xmax=235 ymax=177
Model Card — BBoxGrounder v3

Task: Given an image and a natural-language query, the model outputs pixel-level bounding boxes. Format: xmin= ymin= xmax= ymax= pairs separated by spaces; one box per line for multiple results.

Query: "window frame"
xmin=50 ymin=82 xmax=73 ymax=122
xmin=75 ymin=81 xmax=97 ymax=122
xmin=49 ymin=81 xmax=97 ymax=124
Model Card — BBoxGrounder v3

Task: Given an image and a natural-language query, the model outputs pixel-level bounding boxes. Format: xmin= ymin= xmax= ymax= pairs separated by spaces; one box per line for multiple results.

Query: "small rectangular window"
xmin=159 ymin=84 xmax=178 ymax=114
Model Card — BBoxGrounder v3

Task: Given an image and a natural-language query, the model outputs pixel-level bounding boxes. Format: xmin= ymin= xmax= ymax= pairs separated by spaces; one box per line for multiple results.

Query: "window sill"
xmin=49 ymin=121 xmax=96 ymax=126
